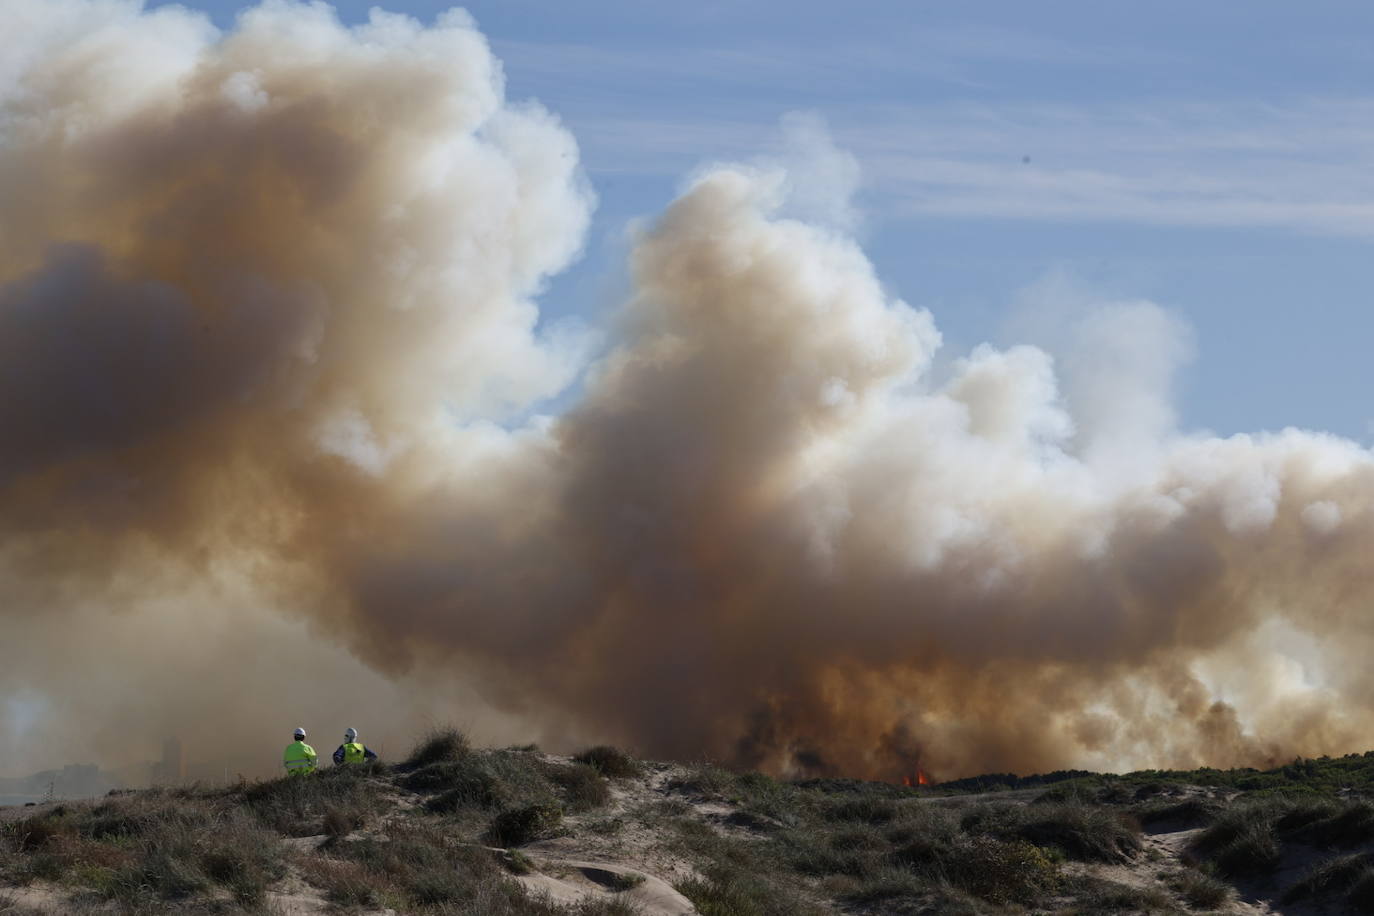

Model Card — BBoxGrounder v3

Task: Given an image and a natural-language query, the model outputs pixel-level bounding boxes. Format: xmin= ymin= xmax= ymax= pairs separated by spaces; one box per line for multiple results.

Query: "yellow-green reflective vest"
xmin=284 ymin=741 xmax=317 ymax=775
xmin=342 ymin=742 xmax=366 ymax=764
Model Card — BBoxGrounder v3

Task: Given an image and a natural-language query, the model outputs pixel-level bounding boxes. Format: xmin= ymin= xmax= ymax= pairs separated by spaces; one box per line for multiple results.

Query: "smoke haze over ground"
xmin=4 ymin=0 xmax=1374 ymax=782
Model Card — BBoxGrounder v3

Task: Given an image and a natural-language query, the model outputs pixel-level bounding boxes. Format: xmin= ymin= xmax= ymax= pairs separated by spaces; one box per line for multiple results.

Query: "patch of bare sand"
xmin=515 ymin=758 xmax=702 ymax=914
xmin=514 ymin=859 xmax=694 ymax=915
xmin=0 ymin=885 xmax=68 ymax=914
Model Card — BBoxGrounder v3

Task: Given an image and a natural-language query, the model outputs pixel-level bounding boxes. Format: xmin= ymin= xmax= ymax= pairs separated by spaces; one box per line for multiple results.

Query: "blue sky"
xmin=157 ymin=0 xmax=1374 ymax=442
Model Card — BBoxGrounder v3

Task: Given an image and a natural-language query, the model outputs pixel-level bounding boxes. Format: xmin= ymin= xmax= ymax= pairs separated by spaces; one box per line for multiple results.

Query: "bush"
xmin=322 ymin=805 xmax=363 ymax=838
xmin=1299 ymin=801 xmax=1374 ymax=847
xmin=781 ymin=822 xmax=885 ymax=878
xmin=238 ymin=765 xmax=386 ymax=835
xmin=404 ymin=760 xmax=475 ymax=793
xmin=405 ymin=727 xmax=471 ymax=768
xmin=1215 ymin=824 xmax=1280 ymax=878
xmin=940 ymin=835 xmax=1060 ymax=906
xmin=1064 ymin=875 xmax=1174 ymax=913
xmin=1284 ymin=853 xmax=1374 ymax=902
xmin=410 ymin=758 xmax=507 ymax=813
xmin=1192 ymin=800 xmax=1283 ymax=877
xmin=299 ymin=857 xmax=380 ymax=907
xmin=677 ymin=863 xmax=825 ymax=916
xmin=196 ymin=814 xmax=287 ymax=906
xmin=549 ymin=763 xmax=612 ymax=811
xmin=839 ymin=865 xmax=926 ymax=906
xmin=503 ymin=849 xmax=535 ymax=875
xmin=11 ymin=814 xmax=71 ymax=852
xmin=669 ymin=764 xmax=737 ymax=800
xmin=1274 ymin=797 xmax=1340 ymax=832
xmin=484 ymin=749 xmax=563 ymax=808
xmin=819 ymin=795 xmax=899 ymax=825
xmin=1134 ymin=797 xmax=1222 ymax=828
xmin=489 ymin=803 xmax=563 ymax=847
xmin=1171 ymin=869 xmax=1231 ymax=909
xmin=574 ymin=746 xmax=643 ymax=779
xmin=1011 ymin=803 xmax=1141 ymax=863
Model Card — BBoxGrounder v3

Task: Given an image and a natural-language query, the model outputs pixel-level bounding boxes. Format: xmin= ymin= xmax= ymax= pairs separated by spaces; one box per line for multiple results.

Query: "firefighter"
xmin=283 ymin=727 xmax=317 ymax=776
xmin=332 ymin=727 xmax=379 ymax=766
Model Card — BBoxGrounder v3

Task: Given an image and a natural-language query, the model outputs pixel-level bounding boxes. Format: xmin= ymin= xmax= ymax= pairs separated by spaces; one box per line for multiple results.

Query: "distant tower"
xmin=159 ymin=736 xmax=186 ymax=784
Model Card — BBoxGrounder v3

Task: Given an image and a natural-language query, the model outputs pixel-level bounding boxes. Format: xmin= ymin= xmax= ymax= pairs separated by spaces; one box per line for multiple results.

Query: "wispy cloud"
xmin=493 ymin=24 xmax=1171 ymax=103
xmin=559 ymin=98 xmax=1374 ymax=238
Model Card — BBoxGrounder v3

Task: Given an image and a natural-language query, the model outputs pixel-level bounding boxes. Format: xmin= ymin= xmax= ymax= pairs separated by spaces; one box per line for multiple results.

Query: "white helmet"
xmin=344 ymin=727 xmax=358 ymax=741
xmin=293 ymin=727 xmax=306 ymax=739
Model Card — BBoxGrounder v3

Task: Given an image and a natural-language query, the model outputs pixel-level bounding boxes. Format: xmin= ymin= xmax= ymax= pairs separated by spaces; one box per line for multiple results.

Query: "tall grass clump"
xmin=487 ymin=803 xmax=563 ymax=847
xmin=1191 ymin=802 xmax=1281 ymax=877
xmin=548 ymin=763 xmax=612 ymax=811
xmin=237 ymin=764 xmax=386 ymax=835
xmin=574 ymin=746 xmax=643 ymax=779
xmin=404 ymin=727 xmax=471 ymax=769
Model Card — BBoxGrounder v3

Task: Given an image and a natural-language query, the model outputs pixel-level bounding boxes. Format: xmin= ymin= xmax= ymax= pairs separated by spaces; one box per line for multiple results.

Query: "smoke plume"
xmin=4 ymin=0 xmax=1374 ymax=782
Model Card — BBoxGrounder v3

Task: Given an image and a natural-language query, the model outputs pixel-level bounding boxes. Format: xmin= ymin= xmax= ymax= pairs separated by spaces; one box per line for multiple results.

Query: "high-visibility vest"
xmin=342 ymin=742 xmax=366 ymax=764
xmin=284 ymin=741 xmax=317 ymax=775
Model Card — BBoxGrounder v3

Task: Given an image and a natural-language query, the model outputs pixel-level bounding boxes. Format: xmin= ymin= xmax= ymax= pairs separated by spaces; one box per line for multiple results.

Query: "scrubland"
xmin=6 ymin=732 xmax=1374 ymax=914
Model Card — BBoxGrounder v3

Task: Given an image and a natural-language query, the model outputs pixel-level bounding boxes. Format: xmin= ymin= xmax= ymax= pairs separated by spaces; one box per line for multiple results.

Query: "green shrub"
xmin=1299 ymin=801 xmax=1374 ymax=847
xmin=1214 ymin=824 xmax=1280 ymax=878
xmin=1135 ymin=797 xmax=1222 ymax=827
xmin=1192 ymin=801 xmax=1277 ymax=855
xmin=503 ymin=849 xmax=535 ymax=875
xmin=819 ymin=796 xmax=898 ymax=825
xmin=238 ymin=765 xmax=386 ymax=835
xmin=669 ymin=764 xmax=737 ymax=800
xmin=839 ymin=865 xmax=926 ymax=906
xmin=1275 ymin=798 xmax=1340 ymax=832
xmin=574 ymin=746 xmax=643 ymax=779
xmin=405 ymin=727 xmax=471 ymax=768
xmin=1171 ymin=868 xmax=1231 ymax=909
xmin=1064 ymin=874 xmax=1174 ymax=913
xmin=780 ymin=822 xmax=885 ymax=879
xmin=303 ymin=857 xmax=380 ymax=907
xmin=939 ymin=835 xmax=1060 ymax=906
xmin=11 ymin=814 xmax=71 ymax=852
xmin=322 ymin=805 xmax=362 ymax=838
xmin=488 ymin=803 xmax=564 ymax=847
xmin=548 ymin=762 xmax=612 ymax=811
xmin=412 ymin=758 xmax=507 ymax=813
xmin=1010 ymin=803 xmax=1141 ymax=863
xmin=677 ymin=863 xmax=825 ymax=916
xmin=427 ymin=782 xmax=504 ymax=814
xmin=1284 ymin=853 xmax=1374 ymax=902
xmin=483 ymin=749 xmax=563 ymax=808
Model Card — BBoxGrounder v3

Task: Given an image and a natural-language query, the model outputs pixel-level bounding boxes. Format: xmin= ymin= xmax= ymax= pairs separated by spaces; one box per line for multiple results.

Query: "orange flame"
xmin=901 ymin=768 xmax=933 ymax=788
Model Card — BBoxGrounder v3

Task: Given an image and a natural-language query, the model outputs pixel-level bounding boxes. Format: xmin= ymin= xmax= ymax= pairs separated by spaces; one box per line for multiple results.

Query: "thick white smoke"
xmin=3 ymin=0 xmax=1374 ymax=782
